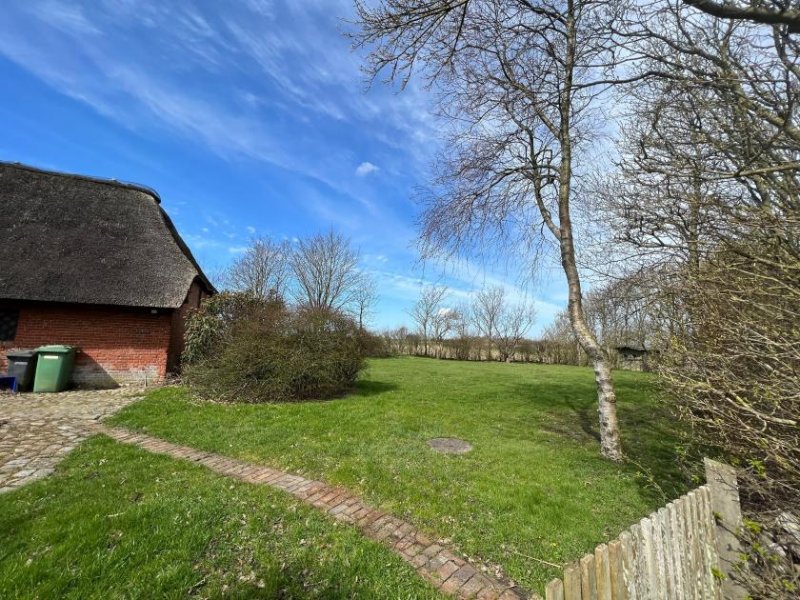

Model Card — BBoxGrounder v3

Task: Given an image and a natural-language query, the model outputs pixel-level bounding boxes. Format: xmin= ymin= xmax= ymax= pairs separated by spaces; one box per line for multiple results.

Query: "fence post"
xmin=545 ymin=578 xmax=564 ymax=600
xmin=704 ymin=458 xmax=747 ymax=600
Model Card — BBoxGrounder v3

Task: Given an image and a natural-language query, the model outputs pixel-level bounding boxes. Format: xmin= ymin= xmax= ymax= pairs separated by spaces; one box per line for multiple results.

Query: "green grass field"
xmin=0 ymin=437 xmax=442 ymax=599
xmin=1 ymin=358 xmax=686 ymax=597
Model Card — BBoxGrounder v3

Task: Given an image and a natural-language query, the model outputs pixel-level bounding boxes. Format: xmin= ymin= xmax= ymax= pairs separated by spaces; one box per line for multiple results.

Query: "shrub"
xmin=183 ymin=296 xmax=366 ymax=403
xmin=182 ymin=292 xmax=280 ymax=365
xmin=661 ymin=231 xmax=800 ymax=515
xmin=359 ymin=331 xmax=392 ymax=357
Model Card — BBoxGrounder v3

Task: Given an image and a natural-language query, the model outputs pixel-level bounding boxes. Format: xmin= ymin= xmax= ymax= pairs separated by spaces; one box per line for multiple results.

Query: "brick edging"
xmin=98 ymin=426 xmax=531 ymax=600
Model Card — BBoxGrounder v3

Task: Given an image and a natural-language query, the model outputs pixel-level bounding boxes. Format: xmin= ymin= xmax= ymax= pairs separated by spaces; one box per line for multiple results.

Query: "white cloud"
xmin=246 ymin=225 xmax=256 ymax=234
xmin=228 ymin=246 xmax=249 ymax=253
xmin=355 ymin=161 xmax=379 ymax=177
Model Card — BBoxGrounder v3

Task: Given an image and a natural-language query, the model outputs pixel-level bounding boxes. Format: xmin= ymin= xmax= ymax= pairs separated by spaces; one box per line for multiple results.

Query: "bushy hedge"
xmin=182 ymin=293 xmax=366 ymax=403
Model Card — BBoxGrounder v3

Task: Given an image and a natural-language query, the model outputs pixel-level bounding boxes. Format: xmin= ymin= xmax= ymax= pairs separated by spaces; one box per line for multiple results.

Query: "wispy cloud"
xmin=0 ymin=1 xmax=436 ymax=207
xmin=0 ymin=0 xmax=568 ymax=333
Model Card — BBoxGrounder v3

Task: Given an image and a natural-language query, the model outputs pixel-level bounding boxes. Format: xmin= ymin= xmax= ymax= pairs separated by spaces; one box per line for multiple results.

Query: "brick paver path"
xmin=0 ymin=388 xmax=143 ymax=493
xmin=100 ymin=426 xmax=533 ymax=600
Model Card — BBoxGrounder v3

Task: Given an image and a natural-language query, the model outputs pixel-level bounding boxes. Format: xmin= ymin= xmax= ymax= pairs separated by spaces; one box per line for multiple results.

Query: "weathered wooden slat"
xmin=695 ymin=490 xmax=708 ymax=596
xmin=545 ymin=462 xmax=742 ymax=600
xmin=595 ymin=543 xmax=612 ymax=600
xmin=633 ymin=521 xmax=649 ymax=599
xmin=700 ymin=486 xmax=721 ymax=599
xmin=546 ymin=578 xmax=565 ymax=600
xmin=687 ymin=491 xmax=704 ymax=597
xmin=607 ymin=539 xmax=626 ymax=600
xmin=685 ymin=491 xmax=699 ymax=597
xmin=702 ymin=487 xmax=717 ymax=599
xmin=581 ymin=553 xmax=598 ymax=600
xmin=694 ymin=488 xmax=709 ymax=599
xmin=678 ymin=493 xmax=694 ymax=599
xmin=619 ymin=530 xmax=637 ymax=600
xmin=658 ymin=506 xmax=674 ymax=600
xmin=666 ymin=501 xmax=685 ymax=599
xmin=640 ymin=517 xmax=658 ymax=597
xmin=564 ymin=562 xmax=582 ymax=600
xmin=701 ymin=485 xmax=724 ymax=600
xmin=653 ymin=509 xmax=667 ymax=599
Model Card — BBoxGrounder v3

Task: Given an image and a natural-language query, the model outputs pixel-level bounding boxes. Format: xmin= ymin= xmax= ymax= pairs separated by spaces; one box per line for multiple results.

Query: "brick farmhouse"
xmin=0 ymin=162 xmax=215 ymax=387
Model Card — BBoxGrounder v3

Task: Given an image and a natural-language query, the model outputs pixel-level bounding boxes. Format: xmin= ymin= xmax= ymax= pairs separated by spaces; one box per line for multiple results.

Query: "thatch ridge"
xmin=0 ymin=161 xmax=214 ymax=309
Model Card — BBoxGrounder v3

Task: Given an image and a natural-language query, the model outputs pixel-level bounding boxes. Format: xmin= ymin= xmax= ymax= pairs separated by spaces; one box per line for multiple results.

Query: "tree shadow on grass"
xmin=507 ymin=379 xmax=690 ymax=504
xmin=353 ymin=380 xmax=399 ymax=397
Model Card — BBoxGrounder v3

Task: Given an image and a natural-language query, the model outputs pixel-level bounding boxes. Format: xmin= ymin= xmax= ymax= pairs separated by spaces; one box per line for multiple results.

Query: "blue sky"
xmin=0 ymin=0 xmax=567 ymax=332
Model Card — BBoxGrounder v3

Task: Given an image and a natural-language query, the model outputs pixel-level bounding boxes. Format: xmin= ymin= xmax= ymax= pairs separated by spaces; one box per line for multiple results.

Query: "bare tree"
xmin=355 ymin=0 xmax=626 ymax=459
xmin=387 ymin=325 xmax=411 ymax=354
xmin=409 ymin=285 xmax=448 ymax=356
xmin=620 ymin=2 xmax=800 ymax=193
xmin=352 ymin=274 xmax=378 ymax=330
xmin=472 ymin=286 xmax=505 ymax=361
xmin=226 ymin=236 xmax=290 ymax=299
xmin=592 ymin=8 xmax=800 ymax=591
xmin=680 ymin=0 xmax=800 ymax=31
xmin=495 ymin=303 xmax=536 ymax=362
xmin=290 ymin=231 xmax=364 ymax=312
xmin=450 ymin=301 xmax=476 ymax=360
xmin=615 ymin=0 xmax=800 ymax=521
xmin=431 ymin=306 xmax=457 ymax=357
xmin=542 ymin=310 xmax=586 ymax=366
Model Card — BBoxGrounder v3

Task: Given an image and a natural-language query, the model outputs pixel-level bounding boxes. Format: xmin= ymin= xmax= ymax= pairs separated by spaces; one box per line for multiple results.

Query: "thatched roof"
xmin=0 ymin=162 xmax=214 ymax=309
xmin=616 ymin=342 xmax=648 ymax=353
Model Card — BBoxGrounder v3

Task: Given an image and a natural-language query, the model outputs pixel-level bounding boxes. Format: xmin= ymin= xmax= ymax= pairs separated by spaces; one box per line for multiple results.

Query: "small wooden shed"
xmin=615 ymin=343 xmax=649 ymax=372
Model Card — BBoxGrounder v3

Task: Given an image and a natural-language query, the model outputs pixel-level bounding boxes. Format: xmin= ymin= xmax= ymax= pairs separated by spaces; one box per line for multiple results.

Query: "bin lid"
xmin=6 ymin=349 xmax=36 ymax=358
xmin=35 ymin=345 xmax=76 ymax=354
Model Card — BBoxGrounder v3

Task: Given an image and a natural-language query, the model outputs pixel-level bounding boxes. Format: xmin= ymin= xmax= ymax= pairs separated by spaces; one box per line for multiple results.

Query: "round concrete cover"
xmin=427 ymin=437 xmax=473 ymax=454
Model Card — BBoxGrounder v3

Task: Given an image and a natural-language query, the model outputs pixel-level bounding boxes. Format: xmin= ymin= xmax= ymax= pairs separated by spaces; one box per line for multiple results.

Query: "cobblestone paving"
xmin=0 ymin=388 xmax=144 ymax=493
xmin=102 ymin=426 xmax=534 ymax=600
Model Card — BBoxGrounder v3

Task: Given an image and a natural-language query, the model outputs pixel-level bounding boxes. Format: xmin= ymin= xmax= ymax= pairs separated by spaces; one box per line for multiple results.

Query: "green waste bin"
xmin=33 ymin=345 xmax=76 ymax=392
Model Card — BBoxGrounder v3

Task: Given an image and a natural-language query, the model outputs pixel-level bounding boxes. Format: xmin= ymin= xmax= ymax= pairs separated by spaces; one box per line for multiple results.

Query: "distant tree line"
xmin=383 ymin=281 xmax=658 ymax=369
xmin=382 ymin=284 xmax=536 ymax=362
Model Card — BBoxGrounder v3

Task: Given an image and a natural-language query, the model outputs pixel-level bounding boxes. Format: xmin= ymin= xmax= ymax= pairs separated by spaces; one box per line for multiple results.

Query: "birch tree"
xmin=355 ymin=0 xmax=626 ymax=459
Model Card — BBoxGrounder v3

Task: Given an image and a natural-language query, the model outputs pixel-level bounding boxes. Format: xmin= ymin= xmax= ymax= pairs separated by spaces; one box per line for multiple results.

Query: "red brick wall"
xmin=0 ymin=303 xmax=173 ymax=388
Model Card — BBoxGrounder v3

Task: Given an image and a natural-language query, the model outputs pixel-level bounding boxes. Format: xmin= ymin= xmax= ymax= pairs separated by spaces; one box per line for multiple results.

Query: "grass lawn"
xmin=0 ymin=436 xmax=442 ymax=599
xmin=108 ymin=357 xmax=686 ymax=594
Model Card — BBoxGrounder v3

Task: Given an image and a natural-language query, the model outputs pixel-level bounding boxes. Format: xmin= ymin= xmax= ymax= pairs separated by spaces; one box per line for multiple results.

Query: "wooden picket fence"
xmin=543 ymin=459 xmax=745 ymax=600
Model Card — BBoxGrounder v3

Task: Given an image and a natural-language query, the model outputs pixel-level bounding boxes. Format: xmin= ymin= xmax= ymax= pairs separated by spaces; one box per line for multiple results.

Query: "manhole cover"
xmin=427 ymin=437 xmax=473 ymax=454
